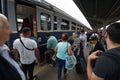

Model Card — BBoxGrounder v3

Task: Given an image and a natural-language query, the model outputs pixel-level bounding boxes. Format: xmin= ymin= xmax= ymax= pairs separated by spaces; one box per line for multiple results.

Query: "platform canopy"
xmin=73 ymin=0 xmax=120 ymax=30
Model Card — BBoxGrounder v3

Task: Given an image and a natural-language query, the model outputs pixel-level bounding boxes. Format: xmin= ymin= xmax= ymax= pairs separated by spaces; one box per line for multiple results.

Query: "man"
xmin=79 ymin=30 xmax=87 ymax=61
xmin=0 ymin=14 xmax=26 ymax=80
xmin=13 ymin=27 xmax=40 ymax=80
xmin=87 ymin=23 xmax=120 ymax=80
xmin=45 ymin=32 xmax=58 ymax=65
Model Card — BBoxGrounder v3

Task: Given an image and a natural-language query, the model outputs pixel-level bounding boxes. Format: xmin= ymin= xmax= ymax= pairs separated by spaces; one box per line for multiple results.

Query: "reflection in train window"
xmin=54 ymin=16 xmax=57 ymax=30
xmin=61 ymin=19 xmax=69 ymax=30
xmin=40 ymin=13 xmax=51 ymax=31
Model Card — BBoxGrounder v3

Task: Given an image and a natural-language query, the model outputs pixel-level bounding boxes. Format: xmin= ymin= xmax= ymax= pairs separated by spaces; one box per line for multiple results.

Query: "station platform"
xmin=33 ymin=46 xmax=91 ymax=80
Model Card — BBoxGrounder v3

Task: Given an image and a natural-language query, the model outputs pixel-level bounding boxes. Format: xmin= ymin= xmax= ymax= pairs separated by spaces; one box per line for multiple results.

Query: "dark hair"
xmin=45 ymin=32 xmax=50 ymax=37
xmin=81 ymin=30 xmax=85 ymax=33
xmin=107 ymin=23 xmax=120 ymax=44
xmin=22 ymin=27 xmax=31 ymax=34
xmin=89 ymin=33 xmax=99 ymax=41
xmin=23 ymin=18 xmax=29 ymax=23
xmin=62 ymin=33 xmax=69 ymax=41
xmin=89 ymin=35 xmax=98 ymax=41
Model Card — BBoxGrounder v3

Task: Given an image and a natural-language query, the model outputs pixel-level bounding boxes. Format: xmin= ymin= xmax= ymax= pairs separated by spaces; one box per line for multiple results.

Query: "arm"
xmin=87 ymin=50 xmax=104 ymax=80
xmin=13 ymin=49 xmax=19 ymax=61
xmin=68 ymin=46 xmax=72 ymax=56
xmin=34 ymin=48 xmax=40 ymax=60
xmin=47 ymin=40 xmax=51 ymax=49
xmin=33 ymin=41 xmax=40 ymax=60
xmin=54 ymin=47 xmax=58 ymax=54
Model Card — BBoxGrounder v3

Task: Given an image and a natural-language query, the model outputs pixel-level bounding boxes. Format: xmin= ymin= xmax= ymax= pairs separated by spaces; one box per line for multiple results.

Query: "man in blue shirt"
xmin=45 ymin=32 xmax=58 ymax=65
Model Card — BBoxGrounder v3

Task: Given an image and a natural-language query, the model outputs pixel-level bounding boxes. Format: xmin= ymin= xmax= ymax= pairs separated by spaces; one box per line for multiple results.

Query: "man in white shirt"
xmin=0 ymin=14 xmax=26 ymax=80
xmin=79 ymin=30 xmax=87 ymax=62
xmin=13 ymin=28 xmax=40 ymax=80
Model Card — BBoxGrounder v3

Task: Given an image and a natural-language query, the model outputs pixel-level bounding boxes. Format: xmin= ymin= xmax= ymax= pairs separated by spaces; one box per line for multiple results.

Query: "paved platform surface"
xmin=33 ymin=46 xmax=91 ymax=80
xmin=36 ymin=65 xmax=87 ymax=80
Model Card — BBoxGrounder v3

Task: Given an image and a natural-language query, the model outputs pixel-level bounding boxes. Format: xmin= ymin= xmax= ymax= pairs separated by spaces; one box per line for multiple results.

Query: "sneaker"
xmin=64 ymin=71 xmax=68 ymax=77
xmin=49 ymin=64 xmax=53 ymax=66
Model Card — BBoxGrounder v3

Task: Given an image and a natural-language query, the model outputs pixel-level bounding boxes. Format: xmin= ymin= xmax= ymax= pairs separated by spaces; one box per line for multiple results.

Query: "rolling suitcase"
xmin=75 ymin=55 xmax=86 ymax=74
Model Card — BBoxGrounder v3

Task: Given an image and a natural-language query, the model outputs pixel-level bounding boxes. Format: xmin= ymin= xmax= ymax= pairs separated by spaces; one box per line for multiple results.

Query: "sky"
xmin=44 ymin=0 xmax=93 ymax=30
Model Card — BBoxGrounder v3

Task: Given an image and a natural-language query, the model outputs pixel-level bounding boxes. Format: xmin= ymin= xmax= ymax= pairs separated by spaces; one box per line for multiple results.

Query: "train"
xmin=1 ymin=0 xmax=90 ymax=61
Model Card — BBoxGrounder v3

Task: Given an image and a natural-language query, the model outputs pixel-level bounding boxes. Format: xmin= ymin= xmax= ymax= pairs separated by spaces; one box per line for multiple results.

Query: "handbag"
xmin=65 ymin=54 xmax=77 ymax=70
xmin=65 ymin=43 xmax=77 ymax=70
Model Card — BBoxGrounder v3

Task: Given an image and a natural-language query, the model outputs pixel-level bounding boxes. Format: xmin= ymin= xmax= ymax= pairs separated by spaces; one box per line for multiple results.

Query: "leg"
xmin=57 ymin=58 xmax=63 ymax=80
xmin=63 ymin=60 xmax=67 ymax=74
xmin=45 ymin=50 xmax=52 ymax=64
xmin=28 ymin=61 xmax=35 ymax=80
xmin=22 ymin=64 xmax=28 ymax=79
xmin=80 ymin=48 xmax=86 ymax=64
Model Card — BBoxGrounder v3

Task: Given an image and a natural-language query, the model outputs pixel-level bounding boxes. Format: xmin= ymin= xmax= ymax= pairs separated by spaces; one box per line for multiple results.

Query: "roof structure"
xmin=73 ymin=0 xmax=120 ymax=30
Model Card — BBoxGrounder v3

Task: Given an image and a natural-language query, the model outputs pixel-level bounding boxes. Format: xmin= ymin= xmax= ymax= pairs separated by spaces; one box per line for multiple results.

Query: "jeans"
xmin=80 ymin=48 xmax=86 ymax=64
xmin=56 ymin=57 xmax=67 ymax=80
xmin=22 ymin=61 xmax=35 ymax=80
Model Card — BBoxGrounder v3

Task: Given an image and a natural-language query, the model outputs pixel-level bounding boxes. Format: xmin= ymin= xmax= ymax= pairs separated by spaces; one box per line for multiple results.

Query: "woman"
xmin=89 ymin=33 xmax=105 ymax=55
xmin=54 ymin=33 xmax=72 ymax=80
xmin=89 ymin=33 xmax=105 ymax=67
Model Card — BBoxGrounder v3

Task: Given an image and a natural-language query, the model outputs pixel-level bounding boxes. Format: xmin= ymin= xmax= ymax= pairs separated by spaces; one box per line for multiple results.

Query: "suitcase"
xmin=75 ymin=55 xmax=86 ymax=74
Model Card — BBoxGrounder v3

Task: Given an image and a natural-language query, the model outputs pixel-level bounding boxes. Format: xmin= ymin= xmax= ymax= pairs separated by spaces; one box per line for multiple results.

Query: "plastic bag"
xmin=65 ymin=54 xmax=77 ymax=70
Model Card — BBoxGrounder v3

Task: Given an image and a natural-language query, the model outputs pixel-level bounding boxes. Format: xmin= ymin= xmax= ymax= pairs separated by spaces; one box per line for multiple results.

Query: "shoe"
xmin=64 ymin=71 xmax=68 ymax=77
xmin=49 ymin=64 xmax=53 ymax=66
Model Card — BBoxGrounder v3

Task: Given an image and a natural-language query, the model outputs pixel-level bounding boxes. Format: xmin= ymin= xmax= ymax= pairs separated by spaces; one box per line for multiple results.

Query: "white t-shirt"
xmin=79 ymin=34 xmax=87 ymax=48
xmin=13 ymin=37 xmax=37 ymax=64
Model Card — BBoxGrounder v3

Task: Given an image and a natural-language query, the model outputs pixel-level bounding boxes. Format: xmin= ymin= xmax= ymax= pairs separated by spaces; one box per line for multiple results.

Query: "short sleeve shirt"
xmin=13 ymin=37 xmax=37 ymax=64
xmin=56 ymin=42 xmax=70 ymax=60
xmin=93 ymin=47 xmax=120 ymax=80
xmin=79 ymin=34 xmax=87 ymax=48
xmin=47 ymin=36 xmax=58 ymax=49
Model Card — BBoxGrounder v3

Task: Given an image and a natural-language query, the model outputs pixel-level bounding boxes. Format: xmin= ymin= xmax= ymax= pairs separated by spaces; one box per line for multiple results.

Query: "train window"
xmin=77 ymin=28 xmax=80 ymax=30
xmin=61 ymin=19 xmax=69 ymax=30
xmin=72 ymin=22 xmax=76 ymax=30
xmin=40 ymin=13 xmax=51 ymax=31
xmin=72 ymin=27 xmax=76 ymax=30
xmin=54 ymin=16 xmax=57 ymax=30
xmin=80 ymin=26 xmax=84 ymax=30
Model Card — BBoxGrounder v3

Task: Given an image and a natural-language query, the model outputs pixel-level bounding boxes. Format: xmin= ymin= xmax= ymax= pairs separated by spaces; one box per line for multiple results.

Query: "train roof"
xmin=19 ymin=0 xmax=88 ymax=28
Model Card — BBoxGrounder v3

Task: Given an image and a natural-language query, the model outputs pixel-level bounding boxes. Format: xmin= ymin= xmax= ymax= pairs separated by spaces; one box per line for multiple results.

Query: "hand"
xmin=88 ymin=50 xmax=103 ymax=61
xmin=15 ymin=57 xmax=20 ymax=62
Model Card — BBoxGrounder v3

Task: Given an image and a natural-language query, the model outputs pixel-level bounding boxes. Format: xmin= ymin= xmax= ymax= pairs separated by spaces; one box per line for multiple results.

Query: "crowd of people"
xmin=0 ymin=13 xmax=120 ymax=80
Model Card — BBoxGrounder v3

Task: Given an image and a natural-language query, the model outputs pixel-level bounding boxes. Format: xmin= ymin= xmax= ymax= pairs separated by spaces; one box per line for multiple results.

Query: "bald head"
xmin=0 ymin=14 xmax=11 ymax=45
xmin=0 ymin=14 xmax=8 ymax=28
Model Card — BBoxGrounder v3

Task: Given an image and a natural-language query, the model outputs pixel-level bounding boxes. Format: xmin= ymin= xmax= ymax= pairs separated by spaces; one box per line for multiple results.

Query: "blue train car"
xmin=1 ymin=0 xmax=89 ymax=61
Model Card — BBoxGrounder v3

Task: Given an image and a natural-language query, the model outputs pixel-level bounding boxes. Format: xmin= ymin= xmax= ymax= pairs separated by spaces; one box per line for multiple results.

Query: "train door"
xmin=15 ymin=2 xmax=37 ymax=37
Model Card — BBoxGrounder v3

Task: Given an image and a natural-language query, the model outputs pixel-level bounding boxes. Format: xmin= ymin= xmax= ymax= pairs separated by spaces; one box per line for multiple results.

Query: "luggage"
xmin=75 ymin=55 xmax=86 ymax=74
